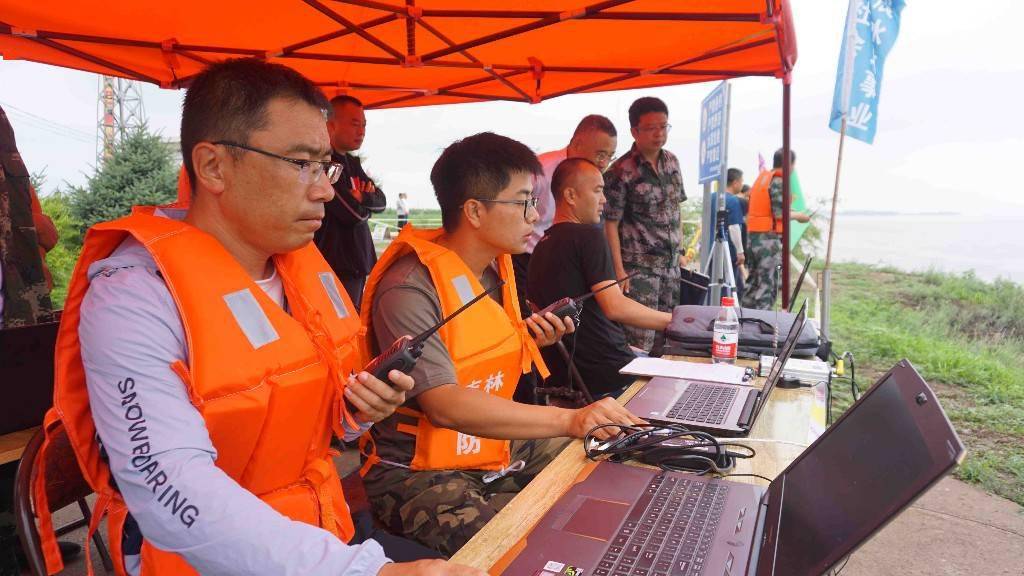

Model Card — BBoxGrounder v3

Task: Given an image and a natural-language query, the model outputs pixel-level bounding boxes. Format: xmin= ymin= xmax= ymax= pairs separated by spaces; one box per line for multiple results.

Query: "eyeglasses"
xmin=470 ymin=196 xmax=540 ymax=219
xmin=214 ymin=141 xmax=344 ymax=184
xmin=637 ymin=123 xmax=672 ymax=134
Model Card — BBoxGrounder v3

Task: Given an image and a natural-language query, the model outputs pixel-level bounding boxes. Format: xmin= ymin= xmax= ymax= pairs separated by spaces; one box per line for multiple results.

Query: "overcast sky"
xmin=2 ymin=0 xmax=1023 ymax=219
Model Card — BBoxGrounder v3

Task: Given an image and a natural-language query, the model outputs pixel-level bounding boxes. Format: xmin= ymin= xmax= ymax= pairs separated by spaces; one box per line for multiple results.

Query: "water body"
xmin=826 ymin=213 xmax=1024 ymax=284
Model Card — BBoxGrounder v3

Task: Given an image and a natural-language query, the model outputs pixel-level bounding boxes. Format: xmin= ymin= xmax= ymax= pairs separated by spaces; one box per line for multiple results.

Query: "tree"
xmin=70 ymin=124 xmax=178 ymax=232
xmin=37 ymin=189 xmax=80 ymax=307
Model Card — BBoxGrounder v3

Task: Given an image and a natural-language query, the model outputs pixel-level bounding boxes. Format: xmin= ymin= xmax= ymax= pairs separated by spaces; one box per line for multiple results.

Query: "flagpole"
xmin=825 ymin=117 xmax=847 ymax=270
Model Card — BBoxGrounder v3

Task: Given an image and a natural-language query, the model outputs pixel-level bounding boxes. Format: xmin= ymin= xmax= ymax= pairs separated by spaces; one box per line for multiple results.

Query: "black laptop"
xmin=623 ymin=304 xmax=806 ymax=437
xmin=493 ymin=359 xmax=965 ymax=576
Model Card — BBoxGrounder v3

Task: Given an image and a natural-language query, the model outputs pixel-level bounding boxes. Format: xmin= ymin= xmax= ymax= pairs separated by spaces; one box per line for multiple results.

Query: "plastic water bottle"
xmin=712 ymin=296 xmax=739 ymax=364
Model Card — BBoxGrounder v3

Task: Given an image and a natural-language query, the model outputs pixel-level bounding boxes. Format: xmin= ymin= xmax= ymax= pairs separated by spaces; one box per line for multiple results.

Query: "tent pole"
xmin=781 ymin=78 xmax=792 ymax=311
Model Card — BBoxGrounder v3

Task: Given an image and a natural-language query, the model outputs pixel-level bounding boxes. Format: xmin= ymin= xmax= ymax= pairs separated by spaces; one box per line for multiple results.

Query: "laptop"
xmin=0 ymin=319 xmax=59 ymax=434
xmin=623 ymin=304 xmax=806 ymax=437
xmin=492 ymin=359 xmax=965 ymax=576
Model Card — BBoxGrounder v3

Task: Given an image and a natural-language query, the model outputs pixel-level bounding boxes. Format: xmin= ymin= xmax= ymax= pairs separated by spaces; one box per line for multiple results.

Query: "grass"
xmin=825 ymin=262 xmax=1024 ymax=506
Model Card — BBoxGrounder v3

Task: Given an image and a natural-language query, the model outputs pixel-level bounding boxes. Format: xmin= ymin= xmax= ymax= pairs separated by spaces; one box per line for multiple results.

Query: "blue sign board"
xmin=699 ymin=81 xmax=730 ymax=184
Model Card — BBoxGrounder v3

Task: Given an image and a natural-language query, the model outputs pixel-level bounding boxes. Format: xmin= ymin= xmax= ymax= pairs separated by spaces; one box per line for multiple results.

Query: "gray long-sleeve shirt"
xmin=78 ymin=231 xmax=386 ymax=576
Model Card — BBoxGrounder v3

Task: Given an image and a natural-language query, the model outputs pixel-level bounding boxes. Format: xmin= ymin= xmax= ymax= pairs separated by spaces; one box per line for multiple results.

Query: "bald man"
xmin=528 ymin=158 xmax=671 ymax=399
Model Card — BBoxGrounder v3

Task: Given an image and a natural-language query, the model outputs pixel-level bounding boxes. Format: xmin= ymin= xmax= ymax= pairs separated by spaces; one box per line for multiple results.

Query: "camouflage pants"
xmin=741 ymin=233 xmax=782 ymax=310
xmin=622 ymin=265 xmax=680 ymax=351
xmin=363 ymin=437 xmax=571 ymax=557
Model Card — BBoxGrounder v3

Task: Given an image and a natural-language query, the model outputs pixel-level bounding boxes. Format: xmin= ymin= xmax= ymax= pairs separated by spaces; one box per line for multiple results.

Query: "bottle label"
xmin=712 ymin=331 xmax=738 ymax=360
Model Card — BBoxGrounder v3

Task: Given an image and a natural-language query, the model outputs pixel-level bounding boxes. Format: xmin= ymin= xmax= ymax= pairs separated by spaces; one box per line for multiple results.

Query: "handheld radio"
xmin=364 ymin=280 xmax=506 ymax=383
xmin=536 ymin=271 xmax=638 ymax=322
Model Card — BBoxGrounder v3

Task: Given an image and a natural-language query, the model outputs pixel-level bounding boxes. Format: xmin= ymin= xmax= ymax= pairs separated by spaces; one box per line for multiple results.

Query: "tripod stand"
xmin=703 ymin=193 xmax=737 ymax=306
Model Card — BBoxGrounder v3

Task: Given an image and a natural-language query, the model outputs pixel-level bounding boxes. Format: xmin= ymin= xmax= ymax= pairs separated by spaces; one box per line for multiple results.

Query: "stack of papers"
xmin=619 ymin=357 xmax=751 ymax=385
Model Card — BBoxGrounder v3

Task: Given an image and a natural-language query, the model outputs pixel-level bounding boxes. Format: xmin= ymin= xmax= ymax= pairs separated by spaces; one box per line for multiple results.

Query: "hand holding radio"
xmin=344 ymin=369 xmax=414 ymax=424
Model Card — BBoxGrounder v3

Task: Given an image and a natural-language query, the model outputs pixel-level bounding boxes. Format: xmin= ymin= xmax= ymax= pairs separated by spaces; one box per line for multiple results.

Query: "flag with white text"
xmin=829 ymin=0 xmax=906 ymax=144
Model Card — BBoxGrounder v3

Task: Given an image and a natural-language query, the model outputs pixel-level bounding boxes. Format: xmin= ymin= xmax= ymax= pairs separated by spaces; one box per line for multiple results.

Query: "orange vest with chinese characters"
xmin=34 ymin=208 xmax=361 ymax=575
xmin=747 ymin=168 xmax=784 ymax=234
xmin=359 ymin=227 xmax=548 ymax=472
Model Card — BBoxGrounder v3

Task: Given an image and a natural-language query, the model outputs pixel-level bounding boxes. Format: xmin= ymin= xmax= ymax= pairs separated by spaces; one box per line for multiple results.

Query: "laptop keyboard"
xmin=595 ymin=474 xmax=729 ymax=576
xmin=664 ymin=383 xmax=737 ymax=425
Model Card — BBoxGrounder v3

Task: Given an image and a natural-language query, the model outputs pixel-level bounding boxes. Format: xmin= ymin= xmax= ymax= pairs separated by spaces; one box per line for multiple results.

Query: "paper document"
xmin=620 ymin=357 xmax=750 ymax=384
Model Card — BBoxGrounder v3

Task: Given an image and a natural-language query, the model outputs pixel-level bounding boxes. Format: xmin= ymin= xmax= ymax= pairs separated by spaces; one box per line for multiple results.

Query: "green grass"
xmin=826 ymin=262 xmax=1024 ymax=506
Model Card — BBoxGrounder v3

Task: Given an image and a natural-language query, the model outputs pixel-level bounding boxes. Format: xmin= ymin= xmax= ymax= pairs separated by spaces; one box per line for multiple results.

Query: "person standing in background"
xmin=396 ymin=192 xmax=409 ymax=231
xmin=315 ymin=95 xmax=386 ymax=309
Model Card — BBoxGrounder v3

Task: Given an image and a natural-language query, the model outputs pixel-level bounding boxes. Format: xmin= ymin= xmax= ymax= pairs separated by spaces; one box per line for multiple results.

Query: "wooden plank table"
xmin=451 ymin=357 xmax=826 ymax=571
xmin=0 ymin=426 xmax=39 ymax=466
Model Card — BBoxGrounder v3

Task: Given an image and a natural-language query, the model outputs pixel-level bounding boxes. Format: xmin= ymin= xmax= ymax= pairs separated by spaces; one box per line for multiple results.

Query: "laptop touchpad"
xmin=561 ymin=498 xmax=630 ymax=541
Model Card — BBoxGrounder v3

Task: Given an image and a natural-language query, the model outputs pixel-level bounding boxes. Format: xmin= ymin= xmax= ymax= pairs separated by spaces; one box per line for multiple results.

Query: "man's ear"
xmin=563 ymin=187 xmax=578 ymax=207
xmin=463 ymin=198 xmax=484 ymax=229
xmin=192 ymin=143 xmax=228 ymax=196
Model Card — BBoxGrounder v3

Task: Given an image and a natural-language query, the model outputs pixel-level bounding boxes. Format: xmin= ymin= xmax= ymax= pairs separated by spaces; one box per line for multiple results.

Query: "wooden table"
xmin=451 ymin=357 xmax=827 ymax=571
xmin=0 ymin=426 xmax=39 ymax=466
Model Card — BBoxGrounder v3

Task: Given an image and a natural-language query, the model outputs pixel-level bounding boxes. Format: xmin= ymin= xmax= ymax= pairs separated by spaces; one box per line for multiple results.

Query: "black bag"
xmin=663 ymin=305 xmax=819 ymax=357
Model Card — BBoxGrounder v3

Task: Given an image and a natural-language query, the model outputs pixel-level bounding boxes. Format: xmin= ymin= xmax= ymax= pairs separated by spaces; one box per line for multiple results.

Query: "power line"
xmin=0 ymin=99 xmax=95 ymax=141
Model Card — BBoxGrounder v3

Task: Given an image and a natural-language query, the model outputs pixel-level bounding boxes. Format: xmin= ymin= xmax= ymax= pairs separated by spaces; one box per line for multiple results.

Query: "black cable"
xmin=583 ymin=423 xmax=756 ymax=475
xmin=720 ymin=473 xmax=774 ymax=483
xmin=833 ymin=555 xmax=851 ymax=575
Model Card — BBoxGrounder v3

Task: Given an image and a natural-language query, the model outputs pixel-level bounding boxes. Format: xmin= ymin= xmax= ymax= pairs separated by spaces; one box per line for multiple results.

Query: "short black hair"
xmin=727 ymin=168 xmax=743 ymax=186
xmin=773 ymin=148 xmax=796 ymax=169
xmin=550 ymin=157 xmax=599 ymax=203
xmin=628 ymin=96 xmax=669 ymax=128
xmin=181 ymin=58 xmax=329 ymax=193
xmin=430 ymin=132 xmax=542 ymax=232
xmin=741 ymin=184 xmax=750 ymax=193
xmin=571 ymin=114 xmax=617 ymax=141
xmin=330 ymin=94 xmax=363 ymax=109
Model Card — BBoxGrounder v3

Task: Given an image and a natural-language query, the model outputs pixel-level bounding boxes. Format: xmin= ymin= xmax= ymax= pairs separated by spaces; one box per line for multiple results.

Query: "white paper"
xmin=619 ymin=357 xmax=750 ymax=384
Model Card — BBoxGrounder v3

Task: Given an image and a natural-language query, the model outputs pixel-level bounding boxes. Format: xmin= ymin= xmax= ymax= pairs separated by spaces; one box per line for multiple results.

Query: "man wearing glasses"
xmin=513 ymin=114 xmax=618 ymax=318
xmin=44 ymin=59 xmax=482 ymax=576
xmin=359 ymin=132 xmax=644 ymax=556
xmin=603 ymin=96 xmax=687 ymax=352
xmin=314 ymin=95 xmax=387 ymax=310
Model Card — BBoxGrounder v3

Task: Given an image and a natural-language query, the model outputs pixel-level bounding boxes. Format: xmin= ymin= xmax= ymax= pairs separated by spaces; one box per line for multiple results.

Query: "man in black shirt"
xmin=315 ymin=95 xmax=386 ymax=308
xmin=528 ymin=158 xmax=672 ymax=398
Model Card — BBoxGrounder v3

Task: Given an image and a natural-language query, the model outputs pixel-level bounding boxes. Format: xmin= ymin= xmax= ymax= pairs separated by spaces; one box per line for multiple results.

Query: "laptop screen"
xmin=767 ymin=363 xmax=958 ymax=574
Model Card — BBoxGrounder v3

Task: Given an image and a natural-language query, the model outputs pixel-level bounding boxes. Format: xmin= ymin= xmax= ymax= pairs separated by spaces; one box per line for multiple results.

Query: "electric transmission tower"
xmin=96 ymin=75 xmax=146 ymax=164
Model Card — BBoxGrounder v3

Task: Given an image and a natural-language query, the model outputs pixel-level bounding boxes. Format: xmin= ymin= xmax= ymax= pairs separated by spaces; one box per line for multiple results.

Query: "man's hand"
xmin=345 ymin=369 xmax=414 ymax=423
xmin=350 ymin=177 xmax=376 ymax=204
xmin=678 ymin=254 xmax=689 ymax=269
xmin=793 ymin=211 xmax=811 ymax=224
xmin=736 ymin=253 xmax=745 ymax=267
xmin=565 ymin=397 xmax=647 ymax=440
xmin=378 ymin=559 xmax=487 ymax=576
xmin=525 ymin=311 xmax=575 ymax=348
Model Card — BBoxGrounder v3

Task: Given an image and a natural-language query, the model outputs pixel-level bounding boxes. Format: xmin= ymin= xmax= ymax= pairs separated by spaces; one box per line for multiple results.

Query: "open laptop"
xmin=624 ymin=304 xmax=806 ymax=437
xmin=492 ymin=359 xmax=965 ymax=576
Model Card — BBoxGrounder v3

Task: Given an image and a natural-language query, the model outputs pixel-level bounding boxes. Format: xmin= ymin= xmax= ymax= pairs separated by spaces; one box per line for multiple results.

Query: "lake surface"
xmin=826 ymin=214 xmax=1024 ymax=284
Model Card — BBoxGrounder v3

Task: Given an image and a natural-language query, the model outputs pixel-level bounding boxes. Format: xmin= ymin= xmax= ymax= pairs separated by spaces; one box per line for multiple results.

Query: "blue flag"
xmin=829 ymin=0 xmax=906 ymax=144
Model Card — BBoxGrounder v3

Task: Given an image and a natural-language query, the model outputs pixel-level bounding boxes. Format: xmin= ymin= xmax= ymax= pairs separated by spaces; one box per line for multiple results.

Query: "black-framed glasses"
xmin=470 ymin=196 xmax=540 ymax=219
xmin=213 ymin=141 xmax=343 ymax=184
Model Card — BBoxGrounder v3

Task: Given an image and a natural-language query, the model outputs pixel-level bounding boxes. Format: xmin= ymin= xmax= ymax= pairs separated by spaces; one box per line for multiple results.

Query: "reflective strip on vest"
xmin=223 ymin=288 xmax=280 ymax=349
xmin=318 ymin=272 xmax=350 ymax=319
xmin=451 ymin=274 xmax=475 ymax=306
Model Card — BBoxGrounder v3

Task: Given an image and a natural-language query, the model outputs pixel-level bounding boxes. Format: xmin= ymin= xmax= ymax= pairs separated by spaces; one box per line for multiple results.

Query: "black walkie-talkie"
xmin=536 ymin=271 xmax=638 ymax=322
xmin=364 ymin=280 xmax=506 ymax=383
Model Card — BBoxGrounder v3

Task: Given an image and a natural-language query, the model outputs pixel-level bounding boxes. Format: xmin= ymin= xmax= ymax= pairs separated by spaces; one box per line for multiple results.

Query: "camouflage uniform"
xmin=603 ymin=144 xmax=685 ymax=351
xmin=741 ymin=176 xmax=784 ymax=310
xmin=363 ymin=436 xmax=571 ymax=557
xmin=0 ymin=105 xmax=52 ymax=327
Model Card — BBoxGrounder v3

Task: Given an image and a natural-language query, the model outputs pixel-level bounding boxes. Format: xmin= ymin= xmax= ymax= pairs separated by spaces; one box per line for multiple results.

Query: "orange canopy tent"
xmin=0 ymin=0 xmax=799 ymax=301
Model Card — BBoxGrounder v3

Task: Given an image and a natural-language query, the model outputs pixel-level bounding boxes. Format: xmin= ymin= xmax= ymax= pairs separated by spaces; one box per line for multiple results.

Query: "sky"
xmin=2 ymin=0 xmax=1023 ymax=219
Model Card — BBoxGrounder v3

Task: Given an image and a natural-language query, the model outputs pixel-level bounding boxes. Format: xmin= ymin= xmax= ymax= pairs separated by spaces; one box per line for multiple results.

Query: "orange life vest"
xmin=34 ymin=208 xmax=362 ymax=575
xmin=747 ymin=168 xmax=784 ymax=234
xmin=358 ymin=227 xmax=548 ymax=472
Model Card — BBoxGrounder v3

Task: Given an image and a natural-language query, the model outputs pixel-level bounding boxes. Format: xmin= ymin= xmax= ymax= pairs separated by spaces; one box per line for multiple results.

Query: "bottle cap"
xmin=721 ymin=296 xmax=735 ymax=307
